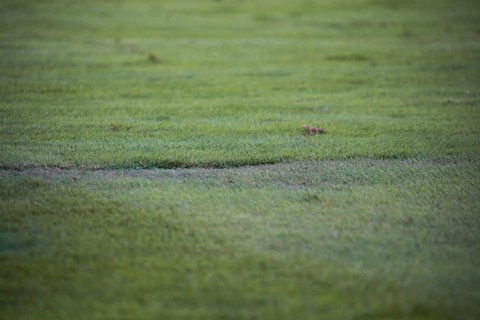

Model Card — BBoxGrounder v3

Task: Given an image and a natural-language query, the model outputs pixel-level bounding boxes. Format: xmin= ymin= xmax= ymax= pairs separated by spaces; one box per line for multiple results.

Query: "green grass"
xmin=1 ymin=0 xmax=479 ymax=168
xmin=1 ymin=157 xmax=479 ymax=319
xmin=1 ymin=0 xmax=480 ymax=319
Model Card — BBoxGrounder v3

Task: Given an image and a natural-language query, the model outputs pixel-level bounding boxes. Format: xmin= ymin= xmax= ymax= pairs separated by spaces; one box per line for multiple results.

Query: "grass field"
xmin=1 ymin=0 xmax=479 ymax=319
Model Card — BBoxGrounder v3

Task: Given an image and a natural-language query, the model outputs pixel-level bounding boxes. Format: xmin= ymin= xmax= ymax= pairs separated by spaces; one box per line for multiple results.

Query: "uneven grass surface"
xmin=0 ymin=0 xmax=479 ymax=168
xmin=1 ymin=0 xmax=480 ymax=319
xmin=1 ymin=157 xmax=479 ymax=319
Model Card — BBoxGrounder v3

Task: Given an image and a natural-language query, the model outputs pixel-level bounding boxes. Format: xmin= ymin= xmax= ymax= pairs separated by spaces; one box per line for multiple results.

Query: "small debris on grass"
xmin=303 ymin=125 xmax=326 ymax=135
xmin=109 ymin=123 xmax=131 ymax=132
xmin=148 ymin=53 xmax=162 ymax=64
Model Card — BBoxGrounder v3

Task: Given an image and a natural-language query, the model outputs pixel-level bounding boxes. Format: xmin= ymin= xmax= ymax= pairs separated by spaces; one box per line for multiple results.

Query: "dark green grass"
xmin=1 ymin=0 xmax=479 ymax=168
xmin=1 ymin=156 xmax=479 ymax=319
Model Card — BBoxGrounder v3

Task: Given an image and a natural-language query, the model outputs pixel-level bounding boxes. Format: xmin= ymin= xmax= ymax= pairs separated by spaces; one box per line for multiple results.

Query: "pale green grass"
xmin=0 ymin=0 xmax=479 ymax=168
xmin=1 ymin=156 xmax=479 ymax=319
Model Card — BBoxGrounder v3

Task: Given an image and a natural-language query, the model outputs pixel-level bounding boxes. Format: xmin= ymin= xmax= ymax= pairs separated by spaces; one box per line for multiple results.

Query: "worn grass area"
xmin=1 ymin=156 xmax=479 ymax=319
xmin=0 ymin=0 xmax=479 ymax=168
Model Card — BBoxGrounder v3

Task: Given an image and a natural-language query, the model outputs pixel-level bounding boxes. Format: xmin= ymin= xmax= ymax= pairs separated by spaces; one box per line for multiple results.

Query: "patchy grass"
xmin=1 ymin=156 xmax=479 ymax=319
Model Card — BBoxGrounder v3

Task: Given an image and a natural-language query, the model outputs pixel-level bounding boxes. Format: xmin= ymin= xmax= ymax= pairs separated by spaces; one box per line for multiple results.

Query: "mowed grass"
xmin=1 ymin=0 xmax=480 ymax=319
xmin=1 ymin=157 xmax=479 ymax=319
xmin=0 ymin=0 xmax=479 ymax=167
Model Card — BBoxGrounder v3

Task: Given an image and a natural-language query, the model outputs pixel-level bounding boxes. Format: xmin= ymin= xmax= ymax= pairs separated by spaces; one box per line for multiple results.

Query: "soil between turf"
xmin=0 ymin=156 xmax=474 ymax=180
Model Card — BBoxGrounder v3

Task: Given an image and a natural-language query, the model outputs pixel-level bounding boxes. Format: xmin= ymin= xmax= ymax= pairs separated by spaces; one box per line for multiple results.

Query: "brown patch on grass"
xmin=303 ymin=125 xmax=326 ymax=135
xmin=109 ymin=124 xmax=131 ymax=132
xmin=148 ymin=53 xmax=162 ymax=64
